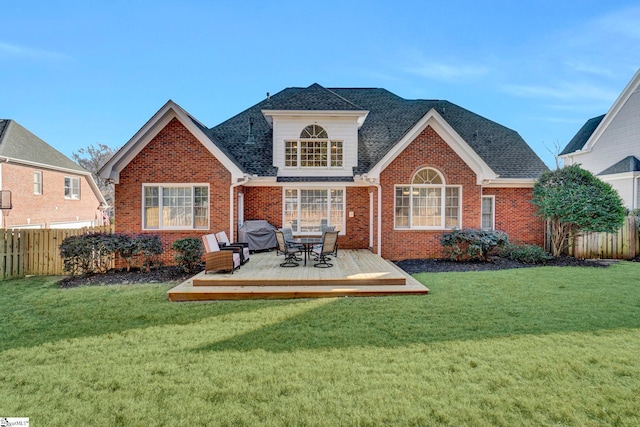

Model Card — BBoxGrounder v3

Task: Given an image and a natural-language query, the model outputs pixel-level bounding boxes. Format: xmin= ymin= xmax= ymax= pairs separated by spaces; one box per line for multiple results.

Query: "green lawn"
xmin=1 ymin=263 xmax=639 ymax=426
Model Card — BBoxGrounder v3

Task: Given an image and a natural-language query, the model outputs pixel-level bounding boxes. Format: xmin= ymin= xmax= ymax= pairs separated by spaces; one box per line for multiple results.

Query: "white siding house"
xmin=560 ymin=69 xmax=640 ymax=209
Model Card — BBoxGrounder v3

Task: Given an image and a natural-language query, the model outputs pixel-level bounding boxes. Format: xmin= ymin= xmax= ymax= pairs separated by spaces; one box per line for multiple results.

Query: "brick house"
xmin=100 ymin=84 xmax=548 ymax=262
xmin=0 ymin=119 xmax=107 ymax=229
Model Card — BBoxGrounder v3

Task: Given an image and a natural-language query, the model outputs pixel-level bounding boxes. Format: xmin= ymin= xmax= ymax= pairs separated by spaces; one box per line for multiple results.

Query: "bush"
xmin=113 ymin=233 xmax=140 ymax=272
xmin=59 ymin=233 xmax=120 ymax=275
xmin=171 ymin=237 xmax=203 ymax=273
xmin=496 ymin=243 xmax=553 ymax=264
xmin=136 ymin=234 xmax=163 ymax=272
xmin=440 ymin=229 xmax=509 ymax=262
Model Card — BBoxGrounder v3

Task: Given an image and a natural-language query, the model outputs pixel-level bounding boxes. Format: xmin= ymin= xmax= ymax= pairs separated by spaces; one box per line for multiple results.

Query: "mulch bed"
xmin=58 ymin=266 xmax=201 ymax=288
xmin=57 ymin=255 xmax=624 ymax=288
xmin=394 ymin=256 xmax=612 ymax=275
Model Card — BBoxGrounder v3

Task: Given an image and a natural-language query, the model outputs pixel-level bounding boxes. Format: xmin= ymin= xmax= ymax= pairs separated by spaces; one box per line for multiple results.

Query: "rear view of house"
xmin=0 ymin=119 xmax=107 ymax=229
xmin=100 ymin=84 xmax=548 ymax=262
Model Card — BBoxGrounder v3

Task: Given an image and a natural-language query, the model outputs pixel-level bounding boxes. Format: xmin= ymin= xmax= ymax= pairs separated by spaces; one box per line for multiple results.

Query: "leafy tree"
xmin=72 ymin=143 xmax=118 ymax=206
xmin=532 ymin=164 xmax=626 ymax=257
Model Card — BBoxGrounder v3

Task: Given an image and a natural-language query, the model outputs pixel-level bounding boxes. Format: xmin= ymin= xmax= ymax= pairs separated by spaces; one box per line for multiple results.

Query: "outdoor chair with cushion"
xmin=274 ymin=230 xmax=300 ymax=267
xmin=201 ymin=233 xmax=241 ymax=274
xmin=311 ymin=231 xmax=339 ymax=268
xmin=215 ymin=231 xmax=250 ymax=264
xmin=279 ymin=227 xmax=304 ymax=260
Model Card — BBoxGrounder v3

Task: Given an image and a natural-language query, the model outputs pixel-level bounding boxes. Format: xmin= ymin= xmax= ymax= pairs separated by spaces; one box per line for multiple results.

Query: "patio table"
xmin=287 ymin=238 xmax=322 ymax=266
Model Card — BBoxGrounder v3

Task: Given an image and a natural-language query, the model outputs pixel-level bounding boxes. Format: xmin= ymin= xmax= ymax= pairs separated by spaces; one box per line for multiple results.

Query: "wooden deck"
xmin=167 ymin=249 xmax=429 ymax=301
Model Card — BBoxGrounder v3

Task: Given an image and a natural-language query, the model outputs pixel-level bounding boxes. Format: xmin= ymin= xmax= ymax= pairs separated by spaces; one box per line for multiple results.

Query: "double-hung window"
xmin=284 ymin=188 xmax=344 ymax=234
xmin=143 ymin=184 xmax=209 ymax=230
xmin=64 ymin=177 xmax=80 ymax=200
xmin=481 ymin=196 xmax=495 ymax=230
xmin=34 ymin=171 xmax=42 ymax=195
xmin=285 ymin=124 xmax=343 ymax=168
xmin=395 ymin=168 xmax=460 ymax=229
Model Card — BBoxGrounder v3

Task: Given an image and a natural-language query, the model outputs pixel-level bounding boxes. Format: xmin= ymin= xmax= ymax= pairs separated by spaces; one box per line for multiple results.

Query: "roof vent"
xmin=246 ymin=117 xmax=256 ymax=145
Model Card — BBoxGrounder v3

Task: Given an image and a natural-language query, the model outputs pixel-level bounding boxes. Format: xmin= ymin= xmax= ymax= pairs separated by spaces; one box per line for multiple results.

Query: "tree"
xmin=72 ymin=143 xmax=118 ymax=206
xmin=532 ymin=164 xmax=626 ymax=257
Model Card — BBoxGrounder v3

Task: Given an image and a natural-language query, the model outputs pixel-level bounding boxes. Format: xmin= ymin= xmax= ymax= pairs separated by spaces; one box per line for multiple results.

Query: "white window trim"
xmin=284 ymin=124 xmax=344 ymax=170
xmin=64 ymin=176 xmax=80 ymax=200
xmin=481 ymin=195 xmax=495 ymax=231
xmin=34 ymin=171 xmax=42 ymax=195
xmin=393 ymin=184 xmax=462 ymax=230
xmin=282 ymin=187 xmax=346 ymax=236
xmin=141 ymin=183 xmax=210 ymax=231
xmin=284 ymin=139 xmax=344 ymax=170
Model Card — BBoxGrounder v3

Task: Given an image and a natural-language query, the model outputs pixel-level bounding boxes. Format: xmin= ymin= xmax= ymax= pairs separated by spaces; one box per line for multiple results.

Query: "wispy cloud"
xmin=593 ymin=5 xmax=640 ymax=40
xmin=0 ymin=41 xmax=71 ymax=61
xmin=502 ymin=81 xmax=618 ymax=103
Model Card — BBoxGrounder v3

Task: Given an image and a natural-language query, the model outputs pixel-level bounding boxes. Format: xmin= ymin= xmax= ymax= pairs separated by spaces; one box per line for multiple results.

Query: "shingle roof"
xmin=560 ymin=114 xmax=605 ymax=156
xmin=207 ymin=84 xmax=548 ymax=179
xmin=0 ymin=119 xmax=87 ymax=173
xmin=598 ymin=156 xmax=640 ymax=175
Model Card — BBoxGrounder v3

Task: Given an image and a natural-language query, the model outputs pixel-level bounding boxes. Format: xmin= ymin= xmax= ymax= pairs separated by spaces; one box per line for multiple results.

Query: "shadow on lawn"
xmin=196 ymin=287 xmax=640 ymax=353
xmin=0 ymin=277 xmax=300 ymax=351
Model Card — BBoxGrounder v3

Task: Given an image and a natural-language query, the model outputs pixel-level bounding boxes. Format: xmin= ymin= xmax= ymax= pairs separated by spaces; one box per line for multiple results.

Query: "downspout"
xmin=635 ymin=175 xmax=640 ymax=210
xmin=362 ymin=175 xmax=382 ymax=257
xmin=230 ymin=175 xmax=250 ymax=242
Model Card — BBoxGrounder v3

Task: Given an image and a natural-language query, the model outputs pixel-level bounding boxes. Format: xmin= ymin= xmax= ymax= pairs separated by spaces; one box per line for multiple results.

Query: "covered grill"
xmin=237 ymin=220 xmax=277 ymax=252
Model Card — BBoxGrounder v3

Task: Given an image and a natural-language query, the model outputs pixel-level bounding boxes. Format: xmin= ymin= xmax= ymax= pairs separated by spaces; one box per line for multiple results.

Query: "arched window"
xmin=395 ymin=168 xmax=460 ymax=229
xmin=285 ymin=125 xmax=343 ymax=168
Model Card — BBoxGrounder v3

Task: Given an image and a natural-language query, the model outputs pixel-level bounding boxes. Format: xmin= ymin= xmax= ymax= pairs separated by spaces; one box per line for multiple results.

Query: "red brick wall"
xmin=1 ymin=162 xmax=102 ymax=228
xmin=380 ymin=125 xmax=480 ymax=260
xmin=115 ymin=117 xmax=231 ymax=264
xmin=113 ymin=118 xmax=543 ymax=265
xmin=482 ymin=187 xmax=544 ymax=245
xmin=242 ymin=185 xmax=371 ymax=250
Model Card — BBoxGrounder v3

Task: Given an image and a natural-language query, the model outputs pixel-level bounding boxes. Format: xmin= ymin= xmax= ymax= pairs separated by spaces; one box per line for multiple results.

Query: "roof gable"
xmin=0 ymin=119 xmax=87 ymax=173
xmin=99 ymin=101 xmax=245 ymax=183
xmin=559 ymin=114 xmax=605 ymax=156
xmin=561 ymin=69 xmax=640 ymax=157
xmin=598 ymin=155 xmax=640 ymax=175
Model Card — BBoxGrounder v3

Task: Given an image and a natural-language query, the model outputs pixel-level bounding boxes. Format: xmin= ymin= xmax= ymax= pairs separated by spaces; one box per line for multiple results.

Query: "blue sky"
xmin=1 ymin=1 xmax=639 ymax=168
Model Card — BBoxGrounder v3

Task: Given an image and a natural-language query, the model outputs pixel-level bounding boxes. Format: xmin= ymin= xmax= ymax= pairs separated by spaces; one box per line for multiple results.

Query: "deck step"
xmin=168 ymin=250 xmax=429 ymax=301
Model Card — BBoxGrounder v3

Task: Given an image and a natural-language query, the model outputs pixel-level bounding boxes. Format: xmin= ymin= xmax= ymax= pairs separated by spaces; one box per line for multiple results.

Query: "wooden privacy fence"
xmin=0 ymin=225 xmax=114 ymax=280
xmin=546 ymin=216 xmax=639 ymax=260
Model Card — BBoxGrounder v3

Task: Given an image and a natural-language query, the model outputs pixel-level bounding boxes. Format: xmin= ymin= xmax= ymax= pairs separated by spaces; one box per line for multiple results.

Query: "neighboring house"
xmin=0 ymin=119 xmax=107 ymax=229
xmin=559 ymin=69 xmax=640 ymax=210
xmin=100 ymin=84 xmax=548 ymax=261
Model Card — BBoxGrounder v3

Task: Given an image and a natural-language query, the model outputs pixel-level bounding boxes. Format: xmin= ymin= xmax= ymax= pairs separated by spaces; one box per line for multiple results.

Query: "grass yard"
xmin=1 ymin=263 xmax=639 ymax=426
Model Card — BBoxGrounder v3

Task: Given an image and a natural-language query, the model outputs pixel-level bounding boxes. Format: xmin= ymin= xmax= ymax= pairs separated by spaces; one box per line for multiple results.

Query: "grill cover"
xmin=238 ymin=220 xmax=277 ymax=251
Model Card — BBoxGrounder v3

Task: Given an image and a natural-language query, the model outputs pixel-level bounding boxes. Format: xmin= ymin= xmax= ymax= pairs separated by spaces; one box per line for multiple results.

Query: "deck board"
xmin=168 ymin=249 xmax=428 ymax=301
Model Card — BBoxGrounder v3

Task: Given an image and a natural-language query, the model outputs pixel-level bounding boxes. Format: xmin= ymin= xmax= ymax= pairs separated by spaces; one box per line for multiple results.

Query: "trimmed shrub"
xmin=441 ymin=229 xmax=509 ymax=262
xmin=136 ymin=234 xmax=163 ymax=272
xmin=59 ymin=233 xmax=120 ymax=275
xmin=113 ymin=233 xmax=140 ymax=272
xmin=171 ymin=237 xmax=203 ymax=273
xmin=496 ymin=243 xmax=553 ymax=264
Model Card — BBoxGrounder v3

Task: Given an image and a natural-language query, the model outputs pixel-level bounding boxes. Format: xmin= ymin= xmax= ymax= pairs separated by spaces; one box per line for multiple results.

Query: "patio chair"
xmin=310 ymin=231 xmax=339 ymax=268
xmin=279 ymin=227 xmax=304 ymax=260
xmin=274 ymin=230 xmax=300 ymax=267
xmin=215 ymin=231 xmax=250 ymax=264
xmin=201 ymin=233 xmax=241 ymax=274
